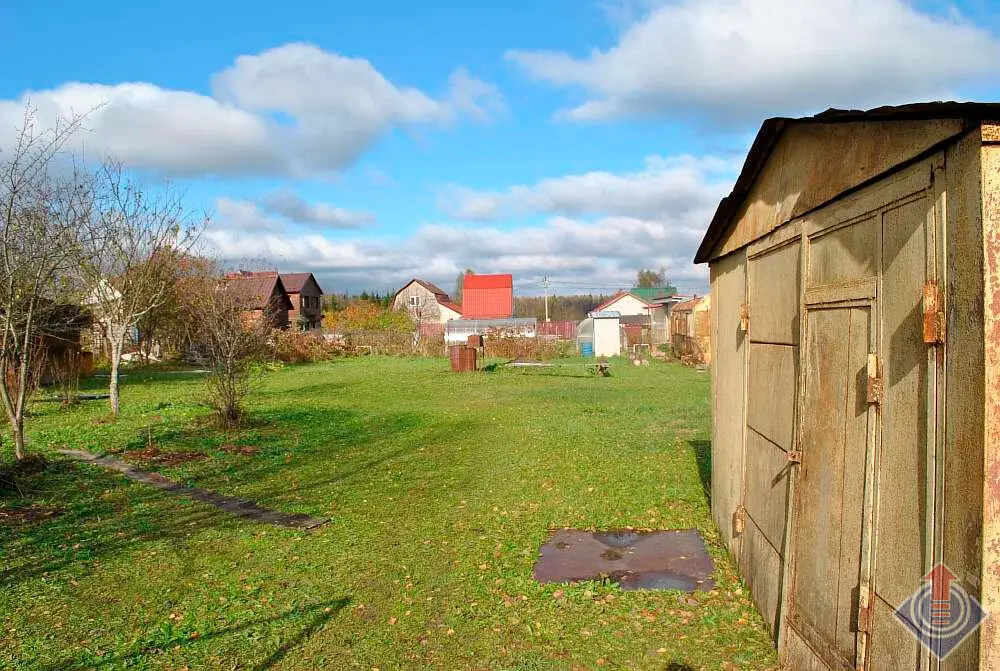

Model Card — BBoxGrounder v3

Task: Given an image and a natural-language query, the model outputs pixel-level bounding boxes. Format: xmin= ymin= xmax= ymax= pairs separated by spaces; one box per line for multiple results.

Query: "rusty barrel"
xmin=449 ymin=345 xmax=464 ymax=372
xmin=467 ymin=334 xmax=484 ymax=349
xmin=460 ymin=345 xmax=477 ymax=372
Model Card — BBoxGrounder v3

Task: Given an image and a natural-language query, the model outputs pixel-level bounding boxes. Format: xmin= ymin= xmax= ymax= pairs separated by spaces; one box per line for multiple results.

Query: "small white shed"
xmin=591 ymin=310 xmax=622 ymax=357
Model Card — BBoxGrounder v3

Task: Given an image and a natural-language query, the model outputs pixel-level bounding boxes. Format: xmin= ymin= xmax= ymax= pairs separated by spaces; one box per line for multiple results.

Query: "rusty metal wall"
xmin=707 ymin=123 xmax=999 ymax=669
xmin=671 ymin=298 xmax=712 ymax=364
xmin=711 ymin=119 xmax=966 ymax=260
xmin=980 ymin=129 xmax=1000 ymax=670
xmin=938 ymin=123 xmax=986 ymax=671
xmin=709 ymin=252 xmax=747 ymax=557
xmin=742 ymin=236 xmax=800 ymax=637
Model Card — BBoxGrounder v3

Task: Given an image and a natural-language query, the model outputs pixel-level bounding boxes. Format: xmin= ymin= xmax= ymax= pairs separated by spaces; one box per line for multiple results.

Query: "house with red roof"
xmin=461 ymin=274 xmax=513 ymax=319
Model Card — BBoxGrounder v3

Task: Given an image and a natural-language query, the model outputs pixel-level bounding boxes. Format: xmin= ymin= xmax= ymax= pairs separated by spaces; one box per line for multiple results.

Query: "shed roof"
xmin=694 ymin=102 xmax=1000 ymax=264
xmin=673 ymin=296 xmax=708 ymax=312
xmin=629 ymin=286 xmax=678 ymax=302
xmin=439 ymin=301 xmax=463 ymax=315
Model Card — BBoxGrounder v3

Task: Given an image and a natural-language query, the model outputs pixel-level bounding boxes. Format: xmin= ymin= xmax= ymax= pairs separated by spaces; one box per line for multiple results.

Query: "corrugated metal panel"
xmin=462 ymin=274 xmax=512 ymax=290
xmin=462 ymin=287 xmax=513 ymax=319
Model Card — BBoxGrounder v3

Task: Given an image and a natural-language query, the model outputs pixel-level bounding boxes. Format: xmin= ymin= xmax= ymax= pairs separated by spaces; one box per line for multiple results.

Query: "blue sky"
xmin=2 ymin=0 xmax=999 ymax=296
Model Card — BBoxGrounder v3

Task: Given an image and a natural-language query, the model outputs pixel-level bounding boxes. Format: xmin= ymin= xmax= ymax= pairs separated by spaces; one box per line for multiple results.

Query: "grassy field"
xmin=0 ymin=357 xmax=777 ymax=670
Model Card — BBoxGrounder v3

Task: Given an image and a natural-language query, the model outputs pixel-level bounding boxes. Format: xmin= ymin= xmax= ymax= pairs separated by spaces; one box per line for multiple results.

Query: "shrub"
xmin=272 ymin=330 xmax=349 ymax=363
xmin=482 ymin=334 xmax=573 ymax=361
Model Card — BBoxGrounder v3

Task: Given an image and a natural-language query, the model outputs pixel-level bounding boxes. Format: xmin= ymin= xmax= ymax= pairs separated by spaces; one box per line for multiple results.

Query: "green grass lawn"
xmin=0 ymin=357 xmax=777 ymax=670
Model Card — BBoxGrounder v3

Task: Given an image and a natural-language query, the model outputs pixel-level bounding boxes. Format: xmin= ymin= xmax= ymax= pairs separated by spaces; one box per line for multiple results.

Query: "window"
xmin=409 ymin=295 xmax=422 ymax=308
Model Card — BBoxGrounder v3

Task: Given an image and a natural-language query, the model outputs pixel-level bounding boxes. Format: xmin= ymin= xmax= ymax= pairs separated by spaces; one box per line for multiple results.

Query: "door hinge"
xmin=733 ymin=505 xmax=746 ymax=535
xmin=738 ymin=304 xmax=749 ymax=333
xmin=923 ymin=281 xmax=946 ymax=345
xmin=858 ymin=604 xmax=871 ymax=633
xmin=866 ymin=354 xmax=882 ymax=405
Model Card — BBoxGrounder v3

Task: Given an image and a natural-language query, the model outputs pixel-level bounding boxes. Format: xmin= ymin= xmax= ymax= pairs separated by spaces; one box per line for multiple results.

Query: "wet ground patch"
xmin=533 ymin=529 xmax=715 ymax=592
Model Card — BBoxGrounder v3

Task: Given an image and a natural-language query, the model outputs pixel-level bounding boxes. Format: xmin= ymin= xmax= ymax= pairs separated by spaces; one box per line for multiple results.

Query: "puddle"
xmin=533 ymin=529 xmax=715 ymax=592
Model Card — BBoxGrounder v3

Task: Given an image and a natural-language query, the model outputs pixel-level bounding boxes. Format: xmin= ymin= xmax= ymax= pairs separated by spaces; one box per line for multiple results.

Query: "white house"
xmin=593 ymin=291 xmax=671 ymax=343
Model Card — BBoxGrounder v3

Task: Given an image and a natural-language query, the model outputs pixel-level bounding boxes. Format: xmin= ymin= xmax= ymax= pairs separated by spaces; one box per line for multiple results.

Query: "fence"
xmin=535 ymin=320 xmax=577 ymax=340
xmin=326 ymin=329 xmax=444 ymax=356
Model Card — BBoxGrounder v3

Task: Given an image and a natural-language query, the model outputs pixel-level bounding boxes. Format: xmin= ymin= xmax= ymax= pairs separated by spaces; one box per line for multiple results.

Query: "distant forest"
xmin=513 ymin=295 xmax=609 ymax=322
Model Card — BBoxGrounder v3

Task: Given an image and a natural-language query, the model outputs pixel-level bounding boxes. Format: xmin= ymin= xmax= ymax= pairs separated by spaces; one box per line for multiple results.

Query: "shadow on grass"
xmin=123 ymin=404 xmax=483 ymax=511
xmin=688 ymin=439 xmax=711 ymax=502
xmin=665 ymin=664 xmax=696 ymax=671
xmin=2 ymin=405 xmax=479 ymax=588
xmin=0 ymin=458 xmax=248 ymax=588
xmin=38 ymin=598 xmax=350 ymax=670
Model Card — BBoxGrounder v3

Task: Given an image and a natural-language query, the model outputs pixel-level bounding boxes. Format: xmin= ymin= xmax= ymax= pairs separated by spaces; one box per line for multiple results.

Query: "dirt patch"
xmin=0 ymin=504 xmax=63 ymax=528
xmin=219 ymin=444 xmax=259 ymax=456
xmin=125 ymin=447 xmax=207 ymax=467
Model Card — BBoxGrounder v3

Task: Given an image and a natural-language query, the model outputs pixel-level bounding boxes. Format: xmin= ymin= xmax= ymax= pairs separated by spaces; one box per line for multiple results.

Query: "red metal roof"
xmin=463 ymin=274 xmax=513 ymax=290
xmin=439 ymin=301 xmax=463 ymax=315
xmin=462 ymin=274 xmax=513 ymax=319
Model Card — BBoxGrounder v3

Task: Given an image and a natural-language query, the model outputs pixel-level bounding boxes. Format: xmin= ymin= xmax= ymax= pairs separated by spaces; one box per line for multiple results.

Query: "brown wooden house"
xmin=280 ymin=273 xmax=324 ymax=330
xmin=223 ymin=271 xmax=293 ymax=329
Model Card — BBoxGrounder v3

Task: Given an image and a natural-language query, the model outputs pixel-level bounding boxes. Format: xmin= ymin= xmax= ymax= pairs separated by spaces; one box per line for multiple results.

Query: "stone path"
xmin=59 ymin=449 xmax=328 ymax=530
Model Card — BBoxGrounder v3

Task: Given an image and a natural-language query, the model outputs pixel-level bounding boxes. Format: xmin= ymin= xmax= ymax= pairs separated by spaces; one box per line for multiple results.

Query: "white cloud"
xmin=205 ymin=152 xmax=727 ymax=293
xmin=508 ymin=0 xmax=1000 ymax=122
xmin=205 ymin=215 xmax=710 ymax=294
xmin=215 ymin=191 xmax=375 ymax=232
xmin=0 ymin=43 xmax=501 ymax=177
xmin=438 ymin=154 xmax=734 ymax=220
xmin=214 ymin=197 xmax=283 ymax=232
xmin=260 ymin=189 xmax=375 ymax=229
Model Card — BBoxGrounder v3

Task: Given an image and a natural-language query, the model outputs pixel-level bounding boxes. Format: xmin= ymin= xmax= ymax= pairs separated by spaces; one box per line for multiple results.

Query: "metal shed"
xmin=577 ymin=311 xmax=622 ymax=357
xmin=670 ymin=295 xmax=711 ymax=365
xmin=694 ymin=102 xmax=1000 ymax=670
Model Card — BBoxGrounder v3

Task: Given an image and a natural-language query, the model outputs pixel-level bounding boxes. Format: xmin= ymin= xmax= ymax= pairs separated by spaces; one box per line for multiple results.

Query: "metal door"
xmin=786 ymin=300 xmax=876 ymax=670
xmin=782 ymin=162 xmax=939 ymax=670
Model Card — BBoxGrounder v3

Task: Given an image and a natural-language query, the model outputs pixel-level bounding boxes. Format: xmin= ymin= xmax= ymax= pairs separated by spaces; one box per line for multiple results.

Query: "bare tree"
xmin=0 ymin=107 xmax=90 ymax=460
xmin=190 ymin=275 xmax=273 ymax=428
xmin=78 ymin=161 xmax=200 ymax=417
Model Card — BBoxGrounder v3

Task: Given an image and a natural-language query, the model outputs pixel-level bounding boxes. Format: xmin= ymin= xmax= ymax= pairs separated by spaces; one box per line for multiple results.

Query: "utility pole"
xmin=543 ymin=275 xmax=551 ymax=322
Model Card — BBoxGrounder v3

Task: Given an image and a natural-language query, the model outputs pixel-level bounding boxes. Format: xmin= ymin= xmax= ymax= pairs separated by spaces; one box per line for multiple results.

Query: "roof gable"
xmin=279 ymin=272 xmax=323 ymax=295
xmin=695 ymin=102 xmax=1000 ymax=264
xmin=224 ymin=272 xmax=293 ymax=310
xmin=594 ymin=291 xmax=654 ymax=312
xmin=393 ymin=278 xmax=453 ymax=304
